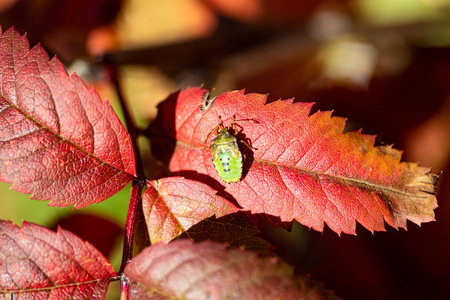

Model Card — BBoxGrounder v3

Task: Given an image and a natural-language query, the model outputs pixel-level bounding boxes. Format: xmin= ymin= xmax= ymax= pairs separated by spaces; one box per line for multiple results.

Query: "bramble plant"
xmin=0 ymin=26 xmax=440 ymax=299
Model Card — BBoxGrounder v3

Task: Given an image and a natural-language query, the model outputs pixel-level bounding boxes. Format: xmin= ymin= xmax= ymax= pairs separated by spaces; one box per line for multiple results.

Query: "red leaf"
xmin=150 ymin=87 xmax=439 ymax=234
xmin=143 ymin=177 xmax=239 ymax=243
xmin=0 ymin=27 xmax=135 ymax=208
xmin=0 ymin=220 xmax=116 ymax=299
xmin=125 ymin=240 xmax=324 ymax=300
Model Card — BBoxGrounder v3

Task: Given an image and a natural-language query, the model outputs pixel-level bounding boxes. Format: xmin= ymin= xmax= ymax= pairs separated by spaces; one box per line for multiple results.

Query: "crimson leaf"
xmin=0 ymin=220 xmax=116 ymax=299
xmin=149 ymin=87 xmax=439 ymax=235
xmin=142 ymin=177 xmax=238 ymax=243
xmin=125 ymin=240 xmax=339 ymax=299
xmin=0 ymin=27 xmax=135 ymax=208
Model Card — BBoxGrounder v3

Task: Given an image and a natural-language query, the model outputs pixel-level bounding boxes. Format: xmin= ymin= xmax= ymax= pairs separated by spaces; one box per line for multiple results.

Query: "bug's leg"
xmin=239 ymin=139 xmax=257 ymax=150
xmin=231 ymin=116 xmax=261 ymax=135
xmin=229 ymin=115 xmax=242 ymax=136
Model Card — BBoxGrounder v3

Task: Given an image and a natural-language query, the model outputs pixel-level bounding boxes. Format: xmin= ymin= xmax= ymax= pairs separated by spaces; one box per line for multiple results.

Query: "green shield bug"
xmin=205 ymin=116 xmax=257 ymax=183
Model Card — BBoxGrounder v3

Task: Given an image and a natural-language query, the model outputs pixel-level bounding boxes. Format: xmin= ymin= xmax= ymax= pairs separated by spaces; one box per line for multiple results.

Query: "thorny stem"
xmin=108 ymin=66 xmax=147 ymax=298
xmin=120 ymin=280 xmax=130 ymax=300
xmin=119 ymin=181 xmax=144 ymax=275
xmin=120 ymin=274 xmax=130 ymax=300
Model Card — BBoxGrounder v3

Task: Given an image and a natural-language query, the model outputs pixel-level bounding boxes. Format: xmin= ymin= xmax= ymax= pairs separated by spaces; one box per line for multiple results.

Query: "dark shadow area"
xmin=50 ymin=213 xmax=123 ymax=259
xmin=178 ymin=211 xmax=272 ymax=256
xmin=146 ymin=90 xmax=179 ymax=179
xmin=174 ymin=169 xmax=241 ymax=208
xmin=236 ymin=131 xmax=256 ymax=181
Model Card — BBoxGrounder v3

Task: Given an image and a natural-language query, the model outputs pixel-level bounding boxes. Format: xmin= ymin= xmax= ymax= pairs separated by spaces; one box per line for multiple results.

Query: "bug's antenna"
xmin=204 ymin=115 xmax=224 ymax=144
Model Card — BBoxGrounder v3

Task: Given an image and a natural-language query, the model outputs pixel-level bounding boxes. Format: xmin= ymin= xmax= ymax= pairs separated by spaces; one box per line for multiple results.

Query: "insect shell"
xmin=209 ymin=126 xmax=244 ymax=183
xmin=204 ymin=114 xmax=255 ymax=184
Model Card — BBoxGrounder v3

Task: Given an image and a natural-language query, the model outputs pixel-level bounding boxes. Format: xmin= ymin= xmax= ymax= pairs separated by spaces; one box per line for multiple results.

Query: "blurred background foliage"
xmin=1 ymin=0 xmax=449 ymax=299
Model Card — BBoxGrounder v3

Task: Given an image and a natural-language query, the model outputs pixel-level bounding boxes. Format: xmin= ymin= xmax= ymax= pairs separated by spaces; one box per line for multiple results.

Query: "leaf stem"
xmin=107 ymin=64 xmax=147 ymax=297
xmin=120 ymin=273 xmax=130 ymax=300
xmin=119 ymin=180 xmax=144 ymax=275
